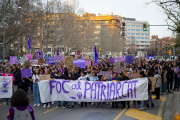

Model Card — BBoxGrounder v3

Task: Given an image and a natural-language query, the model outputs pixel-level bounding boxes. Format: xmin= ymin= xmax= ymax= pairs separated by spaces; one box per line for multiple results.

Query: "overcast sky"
xmin=76 ymin=0 xmax=172 ymax=38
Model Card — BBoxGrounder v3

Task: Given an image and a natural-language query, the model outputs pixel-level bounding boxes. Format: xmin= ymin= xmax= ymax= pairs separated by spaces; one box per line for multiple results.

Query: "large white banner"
xmin=0 ymin=76 xmax=13 ymax=98
xmin=38 ymin=78 xmax=148 ymax=103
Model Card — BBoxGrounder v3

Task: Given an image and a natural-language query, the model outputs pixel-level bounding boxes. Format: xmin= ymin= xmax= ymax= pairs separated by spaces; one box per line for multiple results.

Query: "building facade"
xmin=122 ymin=18 xmax=150 ymax=55
xmin=150 ymin=35 xmax=175 ymax=57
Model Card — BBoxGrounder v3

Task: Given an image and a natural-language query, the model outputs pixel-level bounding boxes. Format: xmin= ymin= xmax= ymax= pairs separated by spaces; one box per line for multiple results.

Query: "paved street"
xmin=0 ymin=92 xmax=167 ymax=120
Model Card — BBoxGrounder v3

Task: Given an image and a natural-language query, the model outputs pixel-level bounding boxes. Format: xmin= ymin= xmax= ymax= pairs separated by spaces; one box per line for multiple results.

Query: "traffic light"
xmin=19 ymin=56 xmax=22 ymax=59
xmin=143 ymin=24 xmax=147 ymax=31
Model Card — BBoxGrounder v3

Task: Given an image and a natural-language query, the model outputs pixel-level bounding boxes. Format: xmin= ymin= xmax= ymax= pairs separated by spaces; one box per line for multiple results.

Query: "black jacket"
xmin=73 ymin=73 xmax=80 ymax=80
xmin=12 ymin=69 xmax=21 ymax=85
xmin=55 ymin=74 xmax=67 ymax=80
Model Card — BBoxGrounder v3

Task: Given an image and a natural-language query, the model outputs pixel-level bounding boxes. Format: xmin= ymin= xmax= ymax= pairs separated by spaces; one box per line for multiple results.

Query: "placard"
xmin=21 ymin=69 xmax=32 ymax=78
xmin=9 ymin=56 xmax=17 ymax=64
xmin=108 ymin=58 xmax=115 ymax=63
xmin=47 ymin=57 xmax=54 ymax=64
xmin=125 ymin=55 xmax=134 ymax=64
xmin=36 ymin=50 xmax=43 ymax=59
xmin=73 ymin=60 xmax=86 ymax=68
xmin=115 ymin=57 xmax=123 ymax=62
xmin=24 ymin=61 xmax=31 ymax=67
xmin=85 ymin=60 xmax=91 ymax=66
xmin=98 ymin=71 xmax=112 ymax=80
xmin=83 ymin=55 xmax=89 ymax=59
xmin=25 ymin=54 xmax=33 ymax=60
xmin=40 ymin=75 xmax=50 ymax=81
xmin=20 ymin=55 xmax=28 ymax=64
xmin=38 ymin=58 xmax=44 ymax=65
xmin=54 ymin=55 xmax=64 ymax=62
xmin=29 ymin=60 xmax=38 ymax=66
xmin=65 ymin=56 xmax=73 ymax=66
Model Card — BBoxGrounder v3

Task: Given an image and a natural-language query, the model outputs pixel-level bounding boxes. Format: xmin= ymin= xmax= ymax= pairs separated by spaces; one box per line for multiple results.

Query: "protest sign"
xmin=67 ymin=65 xmax=79 ymax=73
xmin=24 ymin=61 xmax=31 ymax=67
xmin=83 ymin=55 xmax=89 ymax=59
xmin=40 ymin=75 xmax=50 ymax=81
xmin=9 ymin=56 xmax=17 ymax=64
xmin=21 ymin=69 xmax=32 ymax=78
xmin=29 ymin=60 xmax=38 ymax=66
xmin=127 ymin=73 xmax=140 ymax=79
xmin=108 ymin=58 xmax=115 ymax=63
xmin=36 ymin=50 xmax=43 ymax=59
xmin=115 ymin=57 xmax=123 ymax=62
xmin=113 ymin=63 xmax=127 ymax=73
xmin=16 ymin=60 xmax=20 ymax=64
xmin=47 ymin=57 xmax=54 ymax=64
xmin=38 ymin=58 xmax=44 ymax=65
xmin=54 ymin=55 xmax=64 ymax=62
xmin=25 ymin=54 xmax=33 ymax=60
xmin=125 ymin=55 xmax=134 ymax=64
xmin=98 ymin=71 xmax=112 ymax=80
xmin=38 ymin=78 xmax=148 ymax=103
xmin=20 ymin=55 xmax=28 ymax=65
xmin=149 ymin=77 xmax=156 ymax=92
xmin=65 ymin=56 xmax=73 ymax=66
xmin=73 ymin=60 xmax=86 ymax=68
xmin=114 ymin=60 xmax=121 ymax=65
xmin=91 ymin=60 xmax=94 ymax=67
xmin=85 ymin=60 xmax=91 ymax=66
xmin=0 ymin=76 xmax=13 ymax=98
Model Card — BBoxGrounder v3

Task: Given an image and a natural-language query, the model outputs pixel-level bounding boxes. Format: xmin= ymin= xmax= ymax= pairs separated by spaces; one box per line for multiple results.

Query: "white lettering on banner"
xmin=0 ymin=76 xmax=13 ymax=98
xmin=38 ymin=78 xmax=148 ymax=103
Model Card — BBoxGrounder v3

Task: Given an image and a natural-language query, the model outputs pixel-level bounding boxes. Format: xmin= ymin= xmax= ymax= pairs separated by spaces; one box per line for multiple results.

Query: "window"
xmin=145 ymin=41 xmax=150 ymax=43
xmin=127 ymin=33 xmax=131 ymax=35
xmin=122 ymin=33 xmax=125 ymax=36
xmin=145 ymin=45 xmax=150 ymax=47
xmin=136 ymin=33 xmax=140 ymax=35
xmin=136 ymin=29 xmax=140 ymax=31
xmin=127 ymin=25 xmax=131 ymax=27
xmin=136 ymin=45 xmax=140 ymax=47
xmin=145 ymin=34 xmax=149 ymax=36
xmin=127 ymin=29 xmax=131 ymax=31
xmin=141 ymin=37 xmax=144 ymax=39
xmin=122 ymin=28 xmax=126 ymax=31
xmin=131 ymin=33 xmax=135 ymax=35
xmin=136 ymin=41 xmax=140 ymax=43
xmin=147 ymin=30 xmax=149 ymax=32
xmin=147 ymin=26 xmax=149 ymax=28
xmin=131 ymin=25 xmax=135 ymax=27
xmin=136 ymin=26 xmax=140 ymax=28
xmin=141 ymin=33 xmax=144 ymax=35
xmin=141 ymin=45 xmax=145 ymax=47
xmin=131 ymin=29 xmax=135 ymax=31
xmin=145 ymin=37 xmax=149 ymax=39
xmin=127 ymin=37 xmax=131 ymax=39
xmin=136 ymin=37 xmax=140 ymax=39
xmin=141 ymin=41 xmax=145 ymax=43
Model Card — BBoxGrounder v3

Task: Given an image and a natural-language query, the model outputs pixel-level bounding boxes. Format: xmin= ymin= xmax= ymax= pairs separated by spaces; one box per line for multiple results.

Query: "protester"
xmin=154 ymin=70 xmax=162 ymax=99
xmin=28 ymin=68 xmax=41 ymax=107
xmin=21 ymin=65 xmax=30 ymax=93
xmin=3 ymin=67 xmax=15 ymax=105
xmin=146 ymin=71 xmax=154 ymax=108
xmin=7 ymin=89 xmax=35 ymax=120
xmin=160 ymin=68 xmax=167 ymax=95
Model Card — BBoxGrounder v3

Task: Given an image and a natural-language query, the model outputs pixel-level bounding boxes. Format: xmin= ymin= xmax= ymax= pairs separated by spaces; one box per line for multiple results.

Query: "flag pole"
xmin=30 ymin=49 xmax=31 ymax=54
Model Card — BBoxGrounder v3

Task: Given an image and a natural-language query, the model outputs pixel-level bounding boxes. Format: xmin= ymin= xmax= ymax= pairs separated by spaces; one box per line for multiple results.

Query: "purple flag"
xmin=94 ymin=46 xmax=99 ymax=66
xmin=73 ymin=60 xmax=86 ymax=68
xmin=115 ymin=57 xmax=123 ymax=62
xmin=108 ymin=58 xmax=115 ymax=63
xmin=57 ymin=49 xmax=60 ymax=55
xmin=125 ymin=55 xmax=134 ymax=64
xmin=28 ymin=35 xmax=31 ymax=51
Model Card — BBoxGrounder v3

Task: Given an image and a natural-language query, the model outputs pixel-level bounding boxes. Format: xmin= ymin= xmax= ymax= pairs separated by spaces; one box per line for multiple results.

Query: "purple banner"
xmin=115 ymin=57 xmax=123 ymax=62
xmin=85 ymin=60 xmax=91 ymax=66
xmin=73 ymin=60 xmax=86 ymax=68
xmin=21 ymin=68 xmax=32 ymax=78
xmin=47 ymin=57 xmax=55 ymax=64
xmin=16 ymin=60 xmax=20 ymax=64
xmin=108 ymin=58 xmax=115 ymax=63
xmin=54 ymin=55 xmax=64 ymax=62
xmin=125 ymin=55 xmax=134 ymax=64
xmin=9 ymin=56 xmax=17 ymax=64
xmin=25 ymin=54 xmax=33 ymax=60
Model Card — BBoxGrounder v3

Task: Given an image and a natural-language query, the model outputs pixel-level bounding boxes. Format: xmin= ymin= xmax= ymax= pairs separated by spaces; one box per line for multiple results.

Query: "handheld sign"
xmin=36 ymin=50 xmax=43 ymax=59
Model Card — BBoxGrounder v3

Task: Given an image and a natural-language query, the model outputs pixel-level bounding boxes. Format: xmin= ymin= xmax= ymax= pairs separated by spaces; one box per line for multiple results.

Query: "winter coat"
xmin=154 ymin=74 xmax=162 ymax=88
xmin=12 ymin=69 xmax=21 ymax=85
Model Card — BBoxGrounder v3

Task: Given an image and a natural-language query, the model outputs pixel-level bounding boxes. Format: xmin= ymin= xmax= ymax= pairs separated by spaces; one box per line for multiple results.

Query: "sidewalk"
xmin=162 ymin=91 xmax=180 ymax=120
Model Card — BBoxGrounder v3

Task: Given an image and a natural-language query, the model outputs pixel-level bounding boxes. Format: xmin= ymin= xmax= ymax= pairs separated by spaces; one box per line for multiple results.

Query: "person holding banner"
xmin=7 ymin=89 xmax=35 ymax=120
xmin=12 ymin=65 xmax=21 ymax=91
xmin=3 ymin=67 xmax=15 ymax=105
xmin=118 ymin=72 xmax=130 ymax=109
xmin=78 ymin=71 xmax=88 ymax=108
xmin=28 ymin=68 xmax=41 ymax=107
xmin=21 ymin=65 xmax=30 ymax=93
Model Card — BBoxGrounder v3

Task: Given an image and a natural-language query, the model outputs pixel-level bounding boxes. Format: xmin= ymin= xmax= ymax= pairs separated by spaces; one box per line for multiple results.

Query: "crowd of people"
xmin=1 ymin=57 xmax=180 ymax=119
